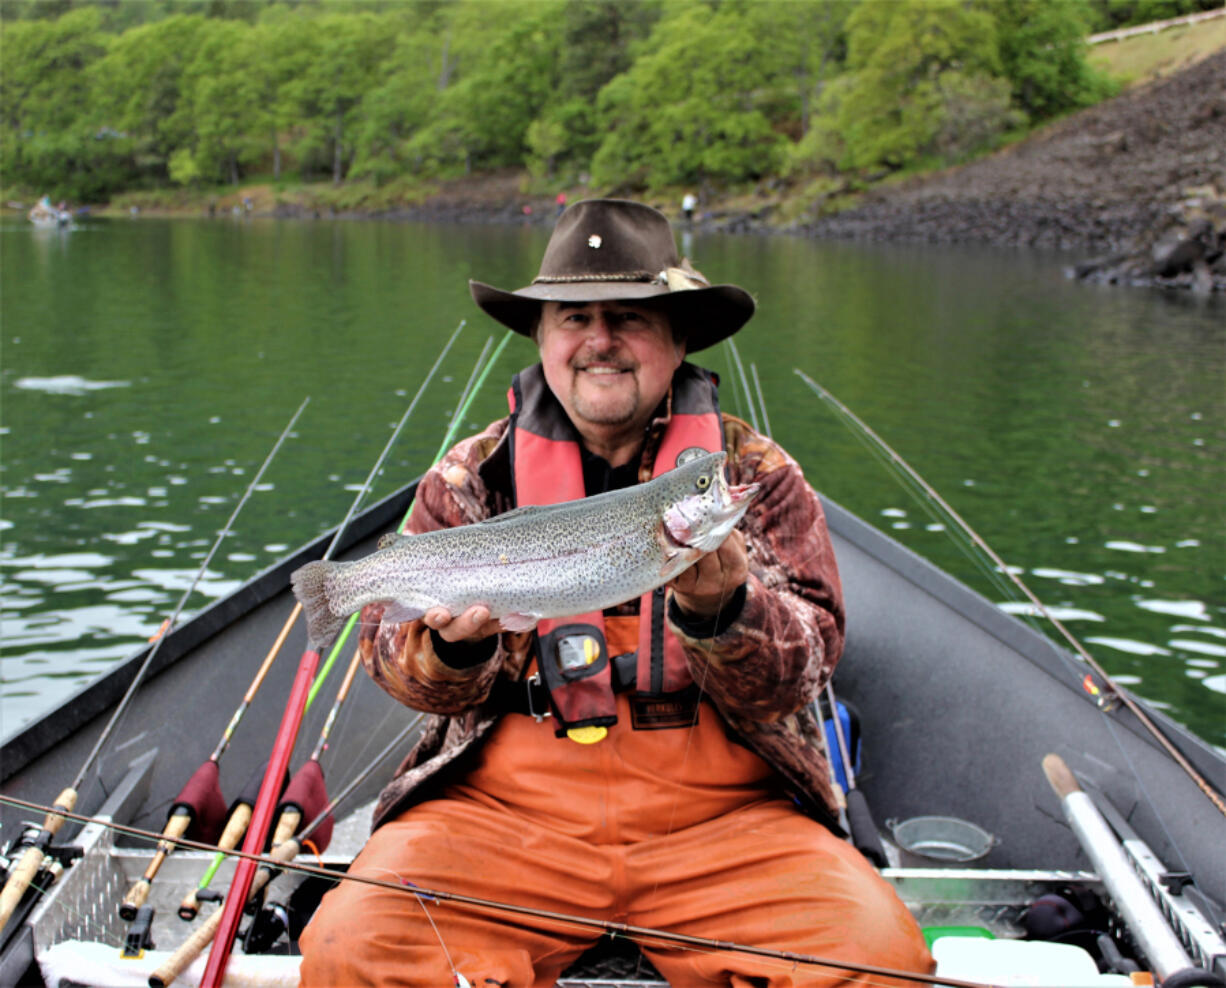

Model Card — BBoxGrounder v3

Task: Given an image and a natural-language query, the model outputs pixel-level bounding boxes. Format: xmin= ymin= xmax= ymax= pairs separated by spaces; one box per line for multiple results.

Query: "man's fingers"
xmin=422 ymin=607 xmax=453 ymax=630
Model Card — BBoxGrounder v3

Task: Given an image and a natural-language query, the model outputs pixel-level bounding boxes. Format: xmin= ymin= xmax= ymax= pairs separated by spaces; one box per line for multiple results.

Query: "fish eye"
xmin=695 ymin=475 xmax=711 ymax=491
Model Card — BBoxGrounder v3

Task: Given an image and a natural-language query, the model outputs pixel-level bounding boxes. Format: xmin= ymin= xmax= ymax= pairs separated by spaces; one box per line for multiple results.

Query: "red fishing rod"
xmin=122 ymin=615 xmax=300 ymax=920
xmin=0 ymin=398 xmax=309 ymax=937
xmin=199 ymin=322 xmax=465 ymax=988
xmin=147 ymin=712 xmax=427 ymax=987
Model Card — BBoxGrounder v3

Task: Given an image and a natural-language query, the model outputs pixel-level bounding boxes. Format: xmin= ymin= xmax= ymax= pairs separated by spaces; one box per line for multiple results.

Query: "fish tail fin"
xmin=291 ymin=560 xmax=344 ymax=651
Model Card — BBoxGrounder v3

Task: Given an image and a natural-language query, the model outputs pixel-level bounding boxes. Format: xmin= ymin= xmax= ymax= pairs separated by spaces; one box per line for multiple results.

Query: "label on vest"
xmin=630 ymin=690 xmax=701 ymax=730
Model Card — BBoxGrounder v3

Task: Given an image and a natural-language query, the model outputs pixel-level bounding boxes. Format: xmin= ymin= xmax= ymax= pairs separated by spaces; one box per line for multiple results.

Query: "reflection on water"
xmin=1 ymin=218 xmax=1222 ymax=747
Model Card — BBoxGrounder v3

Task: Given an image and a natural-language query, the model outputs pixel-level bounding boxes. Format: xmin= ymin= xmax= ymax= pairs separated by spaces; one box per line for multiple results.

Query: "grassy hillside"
xmin=1089 ymin=13 xmax=1226 ymax=84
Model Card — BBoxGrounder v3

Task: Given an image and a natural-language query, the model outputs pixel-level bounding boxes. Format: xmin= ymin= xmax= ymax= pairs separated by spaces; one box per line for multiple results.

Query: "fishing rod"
xmin=199 ymin=322 xmax=465 ymax=988
xmin=0 ymin=793 xmax=998 ymax=988
xmin=123 ymin=613 xmax=301 ymax=919
xmin=151 ymin=713 xmax=427 ymax=987
xmin=740 ymin=359 xmax=887 ymax=868
xmin=175 ymin=331 xmax=511 ymax=921
xmin=0 ymin=397 xmax=311 ymax=937
xmin=169 ymin=331 xmax=515 ymax=979
xmin=794 ymin=368 xmax=1226 ymax=821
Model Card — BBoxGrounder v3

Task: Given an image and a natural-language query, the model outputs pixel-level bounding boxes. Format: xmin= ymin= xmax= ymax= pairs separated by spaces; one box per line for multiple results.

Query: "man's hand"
xmin=669 ymin=529 xmax=748 ymax=620
xmin=422 ymin=604 xmax=503 ymax=643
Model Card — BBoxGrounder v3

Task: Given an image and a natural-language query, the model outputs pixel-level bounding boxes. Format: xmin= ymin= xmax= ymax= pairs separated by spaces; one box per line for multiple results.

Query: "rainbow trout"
xmin=291 ymin=452 xmax=758 ymax=649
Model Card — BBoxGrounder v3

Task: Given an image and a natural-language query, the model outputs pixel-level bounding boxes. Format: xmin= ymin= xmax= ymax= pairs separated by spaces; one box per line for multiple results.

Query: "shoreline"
xmin=7 ymin=50 xmax=1223 ymax=292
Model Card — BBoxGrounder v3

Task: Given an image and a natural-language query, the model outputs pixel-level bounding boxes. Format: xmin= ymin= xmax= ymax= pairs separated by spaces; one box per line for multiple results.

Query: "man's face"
xmin=538 ymin=300 xmax=685 ymax=446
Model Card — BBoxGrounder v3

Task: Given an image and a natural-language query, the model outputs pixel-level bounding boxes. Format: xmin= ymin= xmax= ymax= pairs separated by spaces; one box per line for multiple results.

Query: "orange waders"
xmin=300 ymin=622 xmax=933 ymax=987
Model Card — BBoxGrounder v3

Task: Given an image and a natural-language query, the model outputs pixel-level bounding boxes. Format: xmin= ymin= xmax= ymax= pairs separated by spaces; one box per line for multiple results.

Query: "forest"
xmin=1 ymin=0 xmax=1219 ymax=204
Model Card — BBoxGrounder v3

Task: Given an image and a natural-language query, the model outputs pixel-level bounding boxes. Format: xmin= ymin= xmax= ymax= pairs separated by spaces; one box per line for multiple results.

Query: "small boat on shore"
xmin=2 ymin=470 xmax=1224 ymax=986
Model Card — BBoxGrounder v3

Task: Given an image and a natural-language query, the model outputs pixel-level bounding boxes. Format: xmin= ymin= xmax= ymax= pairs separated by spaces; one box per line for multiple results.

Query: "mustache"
xmin=572 ymin=348 xmax=634 ymax=371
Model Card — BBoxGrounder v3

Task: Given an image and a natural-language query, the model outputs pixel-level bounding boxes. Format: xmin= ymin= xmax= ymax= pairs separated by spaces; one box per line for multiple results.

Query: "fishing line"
xmin=306 ymin=332 xmax=515 ymax=779
xmin=83 ymin=397 xmax=312 ymax=795
xmin=793 ymin=369 xmax=1226 ymax=825
xmin=725 ymin=338 xmax=760 ymax=433
xmin=746 ymin=364 xmax=846 ymax=807
xmin=0 ymin=794 xmax=995 ymax=988
xmin=178 ymin=329 xmax=512 ymax=982
xmin=809 ymin=388 xmax=1026 ymax=618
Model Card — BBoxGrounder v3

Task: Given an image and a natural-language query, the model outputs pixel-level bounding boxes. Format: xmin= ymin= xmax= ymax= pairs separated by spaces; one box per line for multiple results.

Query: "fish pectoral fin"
xmin=659 ymin=547 xmax=702 ymax=578
xmin=499 ymin=612 xmax=540 ymax=633
xmin=381 ymin=601 xmax=427 ymax=626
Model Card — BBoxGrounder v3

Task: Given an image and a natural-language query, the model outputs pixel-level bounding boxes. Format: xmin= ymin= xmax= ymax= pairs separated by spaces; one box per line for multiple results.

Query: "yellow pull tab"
xmin=567 ymin=726 xmax=608 ymax=745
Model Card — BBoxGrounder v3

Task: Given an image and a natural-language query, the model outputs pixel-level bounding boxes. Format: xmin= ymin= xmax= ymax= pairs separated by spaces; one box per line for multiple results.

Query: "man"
xmin=300 ymin=199 xmax=932 ymax=986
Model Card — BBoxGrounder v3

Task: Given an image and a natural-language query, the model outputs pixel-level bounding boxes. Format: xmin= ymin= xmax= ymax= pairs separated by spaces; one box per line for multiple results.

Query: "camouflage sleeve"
xmin=356 ymin=422 xmax=518 ymax=715
xmin=668 ymin=418 xmax=845 ymax=722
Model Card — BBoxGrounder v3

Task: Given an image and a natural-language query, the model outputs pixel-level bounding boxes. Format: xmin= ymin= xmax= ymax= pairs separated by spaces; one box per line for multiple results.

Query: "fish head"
xmin=660 ymin=452 xmax=760 ymax=556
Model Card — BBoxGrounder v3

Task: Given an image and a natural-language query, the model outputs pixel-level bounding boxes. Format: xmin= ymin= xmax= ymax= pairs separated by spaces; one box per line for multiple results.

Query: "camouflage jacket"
xmin=360 ymin=404 xmax=846 ymax=831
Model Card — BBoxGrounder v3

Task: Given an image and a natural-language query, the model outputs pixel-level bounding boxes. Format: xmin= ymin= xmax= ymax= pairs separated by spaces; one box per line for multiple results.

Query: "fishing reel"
xmin=0 ymin=824 xmax=79 ymax=882
xmin=243 ymin=875 xmax=329 ymax=954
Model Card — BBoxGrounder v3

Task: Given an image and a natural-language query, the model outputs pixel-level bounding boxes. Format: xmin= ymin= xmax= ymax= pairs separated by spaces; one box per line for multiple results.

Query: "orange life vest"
xmin=507 ymin=362 xmax=724 ymax=735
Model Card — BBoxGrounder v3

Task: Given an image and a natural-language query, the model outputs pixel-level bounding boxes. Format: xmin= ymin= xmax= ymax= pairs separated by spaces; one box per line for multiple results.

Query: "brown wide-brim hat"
xmin=469 ymin=198 xmax=755 ymax=352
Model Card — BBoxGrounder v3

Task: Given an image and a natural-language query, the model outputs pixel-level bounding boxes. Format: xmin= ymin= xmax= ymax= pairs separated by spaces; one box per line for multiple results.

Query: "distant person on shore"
xmin=682 ymin=191 xmax=697 ymax=223
xmin=556 ymin=191 xmax=567 ymax=217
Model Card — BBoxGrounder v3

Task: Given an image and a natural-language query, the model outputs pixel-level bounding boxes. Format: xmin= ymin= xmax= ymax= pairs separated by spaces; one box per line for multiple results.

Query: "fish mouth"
xmin=662 ymin=482 xmax=761 ymax=552
xmin=727 ymin=482 xmax=758 ymax=505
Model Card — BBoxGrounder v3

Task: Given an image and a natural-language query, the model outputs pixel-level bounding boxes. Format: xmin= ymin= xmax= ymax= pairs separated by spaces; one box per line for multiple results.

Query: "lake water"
xmin=1 ymin=216 xmax=1223 ymax=750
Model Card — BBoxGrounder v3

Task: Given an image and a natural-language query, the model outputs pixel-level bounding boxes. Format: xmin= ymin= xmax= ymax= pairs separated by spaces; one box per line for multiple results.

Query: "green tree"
xmin=0 ymin=7 xmax=124 ymax=199
xmin=742 ymin=0 xmax=853 ymax=140
xmin=836 ymin=0 xmax=1006 ymax=171
xmin=281 ymin=12 xmax=397 ymax=183
xmin=524 ymin=0 xmax=661 ymax=178
xmin=92 ymin=15 xmax=213 ymax=184
xmin=993 ymin=0 xmax=1112 ymax=119
xmin=405 ymin=1 xmax=566 ymax=175
xmin=349 ymin=8 xmax=452 ymax=184
xmin=591 ymin=2 xmax=786 ymax=190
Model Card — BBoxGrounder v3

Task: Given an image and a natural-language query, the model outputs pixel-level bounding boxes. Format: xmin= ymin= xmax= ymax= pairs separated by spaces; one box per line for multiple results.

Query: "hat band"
xmin=532 ymin=270 xmax=658 ymax=285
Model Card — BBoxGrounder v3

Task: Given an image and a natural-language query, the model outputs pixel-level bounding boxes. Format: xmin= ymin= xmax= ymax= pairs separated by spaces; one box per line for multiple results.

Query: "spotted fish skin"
xmin=290 ymin=452 xmax=759 ymax=649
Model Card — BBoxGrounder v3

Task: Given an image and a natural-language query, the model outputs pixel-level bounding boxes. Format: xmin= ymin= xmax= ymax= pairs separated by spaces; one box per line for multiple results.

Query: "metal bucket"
xmin=888 ymin=816 xmax=996 ymax=866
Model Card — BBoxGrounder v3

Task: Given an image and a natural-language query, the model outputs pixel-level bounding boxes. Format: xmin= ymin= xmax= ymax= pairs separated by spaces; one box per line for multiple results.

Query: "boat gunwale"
xmin=0 ymin=480 xmax=420 ymax=784
xmin=818 ymin=494 xmax=1226 ymax=791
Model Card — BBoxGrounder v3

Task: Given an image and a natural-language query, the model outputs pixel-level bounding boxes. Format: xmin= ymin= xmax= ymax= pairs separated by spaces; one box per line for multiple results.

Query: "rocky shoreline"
xmin=795 ymin=50 xmax=1226 ymax=292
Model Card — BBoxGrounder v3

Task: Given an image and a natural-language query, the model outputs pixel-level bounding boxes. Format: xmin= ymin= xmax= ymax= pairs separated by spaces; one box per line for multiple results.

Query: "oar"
xmin=0 ymin=397 xmax=310 ymax=937
xmin=1042 ymin=754 xmax=1208 ymax=982
xmin=198 ymin=322 xmax=464 ymax=988
xmin=740 ymin=357 xmax=887 ymax=867
xmin=795 ymin=369 xmax=1226 ymax=821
